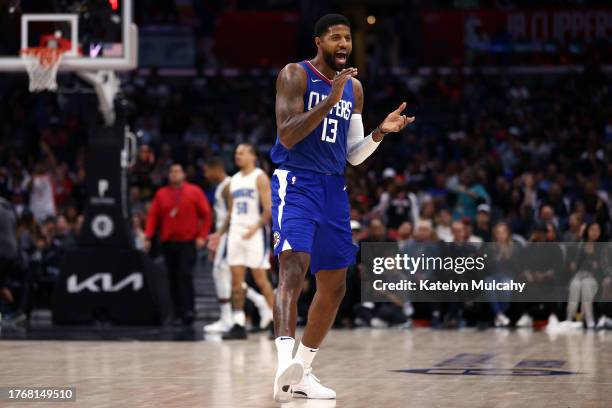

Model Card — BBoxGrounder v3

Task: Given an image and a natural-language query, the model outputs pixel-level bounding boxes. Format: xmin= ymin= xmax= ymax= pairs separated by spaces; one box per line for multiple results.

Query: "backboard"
xmin=0 ymin=0 xmax=137 ymax=72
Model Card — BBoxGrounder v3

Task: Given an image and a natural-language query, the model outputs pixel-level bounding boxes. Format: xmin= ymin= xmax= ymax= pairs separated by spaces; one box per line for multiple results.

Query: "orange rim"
xmin=21 ymin=48 xmax=64 ymax=67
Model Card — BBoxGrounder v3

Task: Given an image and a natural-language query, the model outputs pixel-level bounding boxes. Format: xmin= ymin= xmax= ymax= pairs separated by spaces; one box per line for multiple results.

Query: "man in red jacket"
xmin=145 ymin=163 xmax=212 ymax=325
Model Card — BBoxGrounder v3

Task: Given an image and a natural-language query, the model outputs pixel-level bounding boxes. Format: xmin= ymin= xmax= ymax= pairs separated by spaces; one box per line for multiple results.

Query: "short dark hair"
xmin=238 ymin=143 xmax=258 ymax=159
xmin=314 ymin=14 xmax=350 ymax=37
xmin=204 ymin=156 xmax=225 ymax=169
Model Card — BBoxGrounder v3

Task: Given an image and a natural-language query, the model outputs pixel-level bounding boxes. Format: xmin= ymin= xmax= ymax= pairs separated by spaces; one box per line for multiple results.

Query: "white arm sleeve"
xmin=346 ymin=113 xmax=381 ymax=166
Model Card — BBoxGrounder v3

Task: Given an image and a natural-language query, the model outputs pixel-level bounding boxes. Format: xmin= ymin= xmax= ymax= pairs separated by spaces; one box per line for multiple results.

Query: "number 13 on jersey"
xmin=321 ymin=118 xmax=338 ymax=143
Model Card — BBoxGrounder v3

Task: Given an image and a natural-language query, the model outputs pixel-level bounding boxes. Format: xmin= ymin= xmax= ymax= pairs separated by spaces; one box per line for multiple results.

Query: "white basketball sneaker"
xmin=292 ymin=368 xmax=336 ymax=399
xmin=203 ymin=319 xmax=232 ymax=333
xmin=273 ymin=359 xmax=304 ymax=403
xmin=515 ymin=314 xmax=533 ymax=328
xmin=494 ymin=313 xmax=510 ymax=327
xmin=596 ymin=316 xmax=612 ymax=330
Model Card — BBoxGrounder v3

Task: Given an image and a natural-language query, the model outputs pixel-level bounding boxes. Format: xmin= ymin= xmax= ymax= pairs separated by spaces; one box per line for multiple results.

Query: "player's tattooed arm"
xmin=276 ymin=63 xmax=356 ymax=149
xmin=218 ymin=184 xmax=232 ymax=236
xmin=243 ymin=173 xmax=272 ymax=240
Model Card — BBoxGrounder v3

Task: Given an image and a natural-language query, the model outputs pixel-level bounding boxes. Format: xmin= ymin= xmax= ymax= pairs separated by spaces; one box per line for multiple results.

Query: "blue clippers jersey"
xmin=270 ymin=60 xmax=354 ymax=175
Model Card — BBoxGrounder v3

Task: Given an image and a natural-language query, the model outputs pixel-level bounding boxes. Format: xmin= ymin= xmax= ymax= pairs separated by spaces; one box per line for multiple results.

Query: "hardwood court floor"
xmin=1 ymin=328 xmax=611 ymax=408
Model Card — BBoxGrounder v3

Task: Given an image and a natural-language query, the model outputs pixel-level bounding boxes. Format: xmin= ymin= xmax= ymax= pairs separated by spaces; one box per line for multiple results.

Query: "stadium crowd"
xmin=0 ymin=59 xmax=610 ymax=329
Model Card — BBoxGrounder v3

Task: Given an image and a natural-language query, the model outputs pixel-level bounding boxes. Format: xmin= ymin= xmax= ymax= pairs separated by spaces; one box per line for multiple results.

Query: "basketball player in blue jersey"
xmin=269 ymin=13 xmax=415 ymax=402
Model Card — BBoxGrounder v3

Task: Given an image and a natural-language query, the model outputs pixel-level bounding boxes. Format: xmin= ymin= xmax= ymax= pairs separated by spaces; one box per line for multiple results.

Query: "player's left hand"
xmin=242 ymin=225 xmax=259 ymax=240
xmin=196 ymin=237 xmax=206 ymax=250
xmin=380 ymin=102 xmax=415 ymax=133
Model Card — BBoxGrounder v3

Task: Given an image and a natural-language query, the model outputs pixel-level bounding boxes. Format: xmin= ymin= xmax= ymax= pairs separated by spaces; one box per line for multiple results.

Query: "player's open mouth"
xmin=335 ymin=52 xmax=347 ymax=65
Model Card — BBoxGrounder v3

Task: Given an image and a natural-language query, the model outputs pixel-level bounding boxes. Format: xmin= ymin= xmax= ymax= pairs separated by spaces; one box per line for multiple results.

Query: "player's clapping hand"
xmin=327 ymin=68 xmax=358 ymax=107
xmin=242 ymin=225 xmax=259 ymax=240
xmin=379 ymin=102 xmax=415 ymax=133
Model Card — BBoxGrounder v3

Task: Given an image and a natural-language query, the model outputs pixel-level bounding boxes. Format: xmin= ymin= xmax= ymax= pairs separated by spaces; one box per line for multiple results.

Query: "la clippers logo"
xmin=273 ymin=231 xmax=281 ymax=248
xmin=98 ymin=179 xmax=109 ymax=197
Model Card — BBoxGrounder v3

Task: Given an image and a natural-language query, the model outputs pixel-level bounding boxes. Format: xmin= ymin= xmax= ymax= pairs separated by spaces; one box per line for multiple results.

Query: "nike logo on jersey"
xmin=311 ymin=78 xmax=322 ymax=83
xmin=343 ymin=185 xmax=347 ymax=191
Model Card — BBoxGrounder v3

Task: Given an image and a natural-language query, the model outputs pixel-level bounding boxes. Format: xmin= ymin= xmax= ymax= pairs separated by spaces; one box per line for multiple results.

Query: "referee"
xmin=145 ymin=163 xmax=212 ymax=325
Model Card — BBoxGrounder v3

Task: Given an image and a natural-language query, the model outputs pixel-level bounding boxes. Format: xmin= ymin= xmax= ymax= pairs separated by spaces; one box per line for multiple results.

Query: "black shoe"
xmin=182 ymin=312 xmax=195 ymax=326
xmin=222 ymin=324 xmax=248 ymax=340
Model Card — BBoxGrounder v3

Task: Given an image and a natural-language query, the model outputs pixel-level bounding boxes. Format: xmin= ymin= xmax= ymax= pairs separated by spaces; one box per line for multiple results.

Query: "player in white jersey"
xmin=204 ymin=157 xmax=273 ymax=334
xmin=212 ymin=144 xmax=275 ymax=340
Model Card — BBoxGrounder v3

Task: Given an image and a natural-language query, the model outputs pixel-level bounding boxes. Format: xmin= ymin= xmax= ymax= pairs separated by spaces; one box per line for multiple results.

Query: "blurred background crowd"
xmin=0 ymin=0 xmax=611 ymax=330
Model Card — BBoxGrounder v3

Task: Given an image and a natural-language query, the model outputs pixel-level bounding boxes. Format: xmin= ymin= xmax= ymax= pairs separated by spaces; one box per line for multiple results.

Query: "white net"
xmin=20 ymin=48 xmax=65 ymax=92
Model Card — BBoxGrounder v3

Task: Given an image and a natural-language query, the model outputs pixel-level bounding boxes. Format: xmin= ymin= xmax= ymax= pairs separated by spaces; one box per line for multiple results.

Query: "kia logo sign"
xmin=67 ymin=273 xmax=144 ymax=293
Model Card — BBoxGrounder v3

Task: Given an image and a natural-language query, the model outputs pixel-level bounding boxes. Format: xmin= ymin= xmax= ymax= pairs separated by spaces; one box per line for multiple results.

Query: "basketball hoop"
xmin=20 ymin=47 xmax=66 ymax=92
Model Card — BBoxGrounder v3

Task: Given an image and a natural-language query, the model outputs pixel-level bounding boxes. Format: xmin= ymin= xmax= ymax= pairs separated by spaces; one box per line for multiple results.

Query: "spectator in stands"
xmin=486 ymin=222 xmax=520 ymax=327
xmin=29 ymin=163 xmax=56 ymax=224
xmin=361 ymin=218 xmax=395 ymax=244
xmin=473 ymin=204 xmax=492 ymax=242
xmin=463 ymin=217 xmax=484 ymax=246
xmin=132 ymin=214 xmax=146 ymax=251
xmin=434 ymin=208 xmax=453 ymax=243
xmin=53 ymin=163 xmax=74 ymax=212
xmin=538 ymin=205 xmax=559 ymax=235
xmin=397 ymin=221 xmax=413 ymax=251
xmin=54 ymin=215 xmax=77 ymax=249
xmin=386 ymin=184 xmax=416 ymax=230
xmin=563 ymin=213 xmax=585 ymax=242
xmin=131 ymin=144 xmax=156 ymax=199
xmin=402 ymin=220 xmax=438 ymax=264
xmin=452 ymin=169 xmax=490 ymax=221
xmin=145 ymin=163 xmax=212 ymax=325
xmin=515 ymin=223 xmax=563 ymax=328
xmin=0 ymin=194 xmax=25 ymax=324
xmin=130 ymin=186 xmax=146 ymax=217
xmin=564 ymin=222 xmax=610 ymax=329
xmin=436 ymin=221 xmax=479 ymax=328
xmin=597 ymin=268 xmax=612 ymax=330
xmin=541 ymin=182 xmax=569 ymax=226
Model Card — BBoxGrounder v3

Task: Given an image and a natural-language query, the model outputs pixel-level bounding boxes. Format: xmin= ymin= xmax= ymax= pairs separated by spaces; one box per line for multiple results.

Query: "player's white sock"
xmin=233 ymin=310 xmax=246 ymax=327
xmin=273 ymin=337 xmax=302 ymax=402
xmin=275 ymin=336 xmax=295 ymax=365
xmin=220 ymin=302 xmax=232 ymax=326
xmin=245 ymin=285 xmax=269 ymax=310
xmin=295 ymin=342 xmax=318 ymax=370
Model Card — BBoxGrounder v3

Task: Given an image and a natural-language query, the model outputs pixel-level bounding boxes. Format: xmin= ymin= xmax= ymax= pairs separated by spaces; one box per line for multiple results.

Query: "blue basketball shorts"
xmin=271 ymin=168 xmax=358 ymax=274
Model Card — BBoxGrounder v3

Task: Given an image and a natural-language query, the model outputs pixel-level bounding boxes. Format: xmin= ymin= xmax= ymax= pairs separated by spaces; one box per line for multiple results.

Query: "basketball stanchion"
xmin=76 ymin=70 xmax=121 ymax=126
